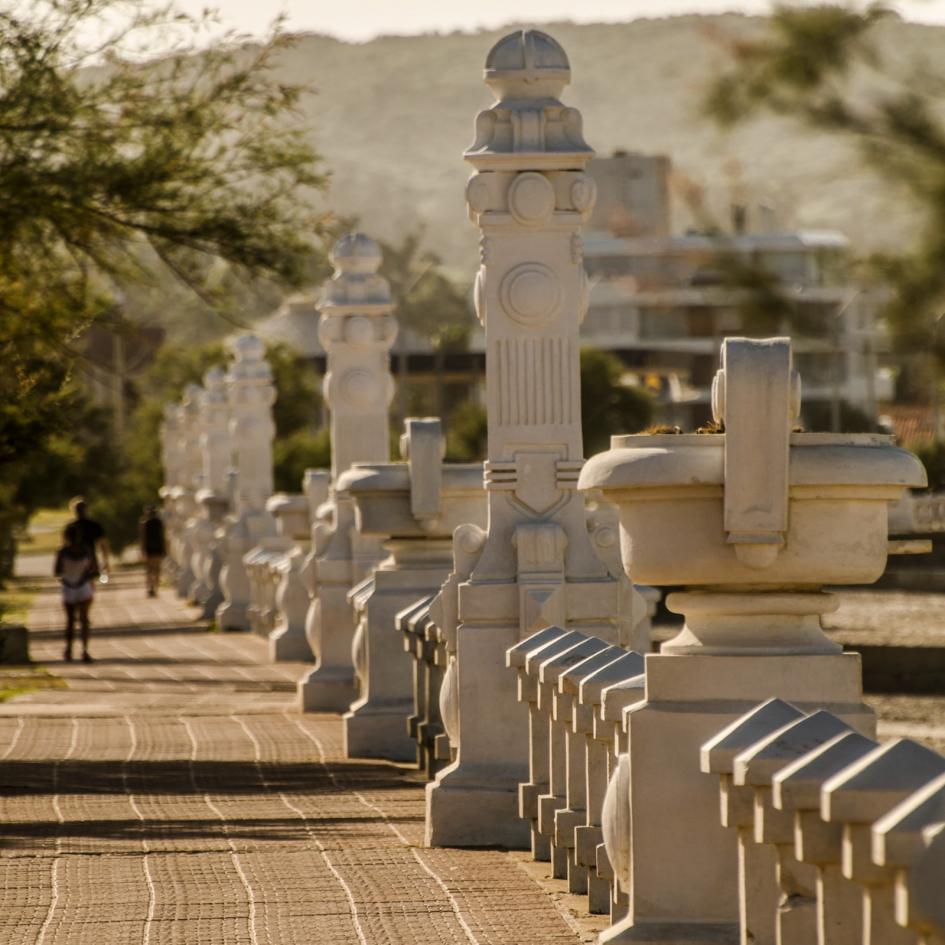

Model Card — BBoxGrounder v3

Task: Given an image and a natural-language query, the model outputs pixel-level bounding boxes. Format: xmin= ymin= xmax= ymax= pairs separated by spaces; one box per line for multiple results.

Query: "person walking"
xmin=68 ymin=496 xmax=110 ymax=579
xmin=54 ymin=523 xmax=97 ymax=662
xmin=139 ymin=505 xmax=167 ymax=597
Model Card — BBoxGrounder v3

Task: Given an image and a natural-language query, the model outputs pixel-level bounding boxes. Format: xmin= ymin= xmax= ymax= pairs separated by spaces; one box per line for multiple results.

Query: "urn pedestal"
xmin=579 ymin=336 xmax=926 ymax=945
xmin=340 ymin=423 xmax=486 ymax=762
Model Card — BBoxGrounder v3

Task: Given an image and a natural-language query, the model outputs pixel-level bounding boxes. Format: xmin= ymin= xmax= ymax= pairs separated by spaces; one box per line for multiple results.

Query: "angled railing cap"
xmin=700 ymin=698 xmax=803 ymax=776
xmin=734 ymin=710 xmax=852 ymax=787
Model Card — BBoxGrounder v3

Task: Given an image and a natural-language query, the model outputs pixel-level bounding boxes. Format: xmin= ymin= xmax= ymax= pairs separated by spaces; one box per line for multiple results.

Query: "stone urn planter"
xmin=581 ymin=338 xmax=926 ymax=657
xmin=577 ymin=336 xmax=927 ymax=944
xmin=337 ymin=419 xmax=486 ymax=762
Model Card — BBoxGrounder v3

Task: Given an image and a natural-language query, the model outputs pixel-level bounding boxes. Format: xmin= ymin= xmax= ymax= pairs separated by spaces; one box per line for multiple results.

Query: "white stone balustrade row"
xmin=173 ymin=383 xmax=203 ymax=599
xmin=340 ymin=417 xmax=486 ymax=762
xmin=913 ymin=492 xmax=945 ymax=532
xmin=398 ymin=594 xmax=449 ymax=778
xmin=507 ymin=626 xmax=644 ymax=918
xmin=243 ymin=493 xmax=310 ymax=649
xmin=699 ymin=698 xmax=945 ymax=945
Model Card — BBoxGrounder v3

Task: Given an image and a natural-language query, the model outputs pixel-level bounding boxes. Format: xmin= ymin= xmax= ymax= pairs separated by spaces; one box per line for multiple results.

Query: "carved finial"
xmin=400 ymin=418 xmax=445 ymax=526
xmin=321 ymin=233 xmax=393 ymax=313
xmin=330 ymin=232 xmax=383 ymax=275
xmin=484 ymin=29 xmax=570 ymax=101
xmin=226 ymin=334 xmax=272 ymax=384
xmin=468 ymin=30 xmax=592 ymax=164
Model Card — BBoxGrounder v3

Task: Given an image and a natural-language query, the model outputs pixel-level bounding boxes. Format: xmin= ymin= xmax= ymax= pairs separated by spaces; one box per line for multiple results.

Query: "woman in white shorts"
xmin=54 ymin=523 xmax=96 ymax=662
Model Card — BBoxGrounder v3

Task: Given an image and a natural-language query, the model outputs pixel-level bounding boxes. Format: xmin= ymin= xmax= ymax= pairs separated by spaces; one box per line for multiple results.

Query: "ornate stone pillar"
xmin=174 ymin=383 xmax=203 ymax=599
xmin=297 ymin=234 xmax=396 ymax=711
xmin=216 ymin=335 xmax=277 ymax=631
xmin=191 ymin=366 xmax=232 ymax=618
xmin=159 ymin=403 xmax=183 ymax=584
xmin=425 ymin=30 xmax=632 ymax=848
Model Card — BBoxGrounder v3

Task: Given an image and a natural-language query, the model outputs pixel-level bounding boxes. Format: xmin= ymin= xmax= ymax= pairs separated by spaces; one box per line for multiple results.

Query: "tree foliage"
xmin=705 ymin=3 xmax=945 ymax=385
xmin=1 ymin=0 xmax=328 ymax=575
xmin=580 ymin=349 xmax=654 ymax=456
xmin=378 ymin=230 xmax=473 ymax=351
xmin=85 ymin=340 xmax=327 ymax=553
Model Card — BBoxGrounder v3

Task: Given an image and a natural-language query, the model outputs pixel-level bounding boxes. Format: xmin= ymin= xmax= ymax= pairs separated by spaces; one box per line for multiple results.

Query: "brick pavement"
xmin=2 ymin=568 xmax=588 ymax=945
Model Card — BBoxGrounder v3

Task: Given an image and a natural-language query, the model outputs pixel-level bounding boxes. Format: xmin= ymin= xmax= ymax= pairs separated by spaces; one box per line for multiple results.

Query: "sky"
xmin=169 ymin=0 xmax=945 ymax=41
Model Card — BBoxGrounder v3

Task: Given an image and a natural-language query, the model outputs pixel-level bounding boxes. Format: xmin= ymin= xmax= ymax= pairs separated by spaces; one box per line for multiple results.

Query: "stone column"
xmin=191 ymin=366 xmax=231 ymax=616
xmin=268 ymin=493 xmax=314 ymax=661
xmin=425 ymin=30 xmax=633 ymax=849
xmin=297 ymin=234 xmax=396 ymax=711
xmin=174 ymin=383 xmax=203 ymax=599
xmin=159 ymin=403 xmax=183 ymax=584
xmin=216 ymin=335 xmax=277 ymax=631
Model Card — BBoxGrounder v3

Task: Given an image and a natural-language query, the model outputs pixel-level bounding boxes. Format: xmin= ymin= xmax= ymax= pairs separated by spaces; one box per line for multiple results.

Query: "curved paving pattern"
xmin=1 ymin=569 xmax=585 ymax=945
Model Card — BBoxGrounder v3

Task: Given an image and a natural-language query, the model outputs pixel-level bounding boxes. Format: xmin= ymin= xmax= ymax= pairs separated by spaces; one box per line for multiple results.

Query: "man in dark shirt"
xmin=69 ymin=497 xmax=110 ymax=577
xmin=139 ymin=506 xmax=167 ymax=597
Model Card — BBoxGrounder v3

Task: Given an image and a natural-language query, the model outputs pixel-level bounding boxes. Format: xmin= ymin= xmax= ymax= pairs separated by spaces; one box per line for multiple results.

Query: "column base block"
xmin=269 ymin=627 xmax=313 ymax=663
xmin=425 ymin=768 xmax=530 ymax=849
xmin=297 ymin=666 xmax=356 ymax=713
xmin=215 ymin=602 xmax=249 ymax=632
xmin=343 ymin=703 xmax=415 ymax=762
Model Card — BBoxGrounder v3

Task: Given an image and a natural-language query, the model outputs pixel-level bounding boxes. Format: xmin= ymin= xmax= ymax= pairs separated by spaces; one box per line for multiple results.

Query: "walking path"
xmin=1 ymin=568 xmax=589 ymax=945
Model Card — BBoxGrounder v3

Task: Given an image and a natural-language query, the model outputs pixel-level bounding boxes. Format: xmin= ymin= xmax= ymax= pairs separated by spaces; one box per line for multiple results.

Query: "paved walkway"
xmin=2 ymin=568 xmax=587 ymax=945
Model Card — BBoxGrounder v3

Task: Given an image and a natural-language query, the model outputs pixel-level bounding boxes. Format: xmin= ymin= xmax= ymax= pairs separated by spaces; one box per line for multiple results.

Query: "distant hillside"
xmin=266 ymin=13 xmax=944 ymax=274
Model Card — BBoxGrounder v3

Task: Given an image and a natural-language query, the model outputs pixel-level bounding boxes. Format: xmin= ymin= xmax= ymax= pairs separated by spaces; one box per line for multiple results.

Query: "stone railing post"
xmin=174 ymin=382 xmax=203 ymax=599
xmin=425 ymin=28 xmax=636 ymax=850
xmin=267 ymin=493 xmax=313 ymax=661
xmin=159 ymin=403 xmax=184 ymax=585
xmin=297 ymin=234 xmax=396 ymax=712
xmin=216 ymin=334 xmax=276 ymax=631
xmin=339 ymin=418 xmax=486 ymax=761
xmin=191 ymin=366 xmax=231 ymax=617
xmin=581 ymin=335 xmax=927 ymax=944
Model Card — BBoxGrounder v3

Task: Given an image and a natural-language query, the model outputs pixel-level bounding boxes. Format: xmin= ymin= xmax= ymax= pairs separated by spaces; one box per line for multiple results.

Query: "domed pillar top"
xmin=467 ymin=29 xmax=593 ymax=171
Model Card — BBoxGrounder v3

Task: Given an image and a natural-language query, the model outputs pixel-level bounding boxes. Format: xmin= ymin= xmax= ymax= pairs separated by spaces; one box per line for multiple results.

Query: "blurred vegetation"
xmin=379 ymin=230 xmax=473 ymax=353
xmin=0 ymin=0 xmax=329 ymax=580
xmin=706 ymin=2 xmax=945 ymax=423
xmin=914 ymin=441 xmax=945 ymax=493
xmin=580 ymin=349 xmax=654 ymax=456
xmin=85 ymin=342 xmax=327 ymax=553
xmin=444 ymin=401 xmax=489 ymax=463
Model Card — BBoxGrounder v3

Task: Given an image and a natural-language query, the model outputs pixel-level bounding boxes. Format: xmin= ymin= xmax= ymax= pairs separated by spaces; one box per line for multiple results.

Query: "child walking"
xmin=54 ymin=523 xmax=97 ymax=662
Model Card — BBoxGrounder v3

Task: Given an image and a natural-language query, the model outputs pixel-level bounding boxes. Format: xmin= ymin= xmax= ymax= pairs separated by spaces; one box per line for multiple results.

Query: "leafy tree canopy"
xmin=1 ymin=0 xmax=328 ymax=574
xmin=378 ymin=230 xmax=473 ymax=351
xmin=705 ymin=3 xmax=945 ymax=378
